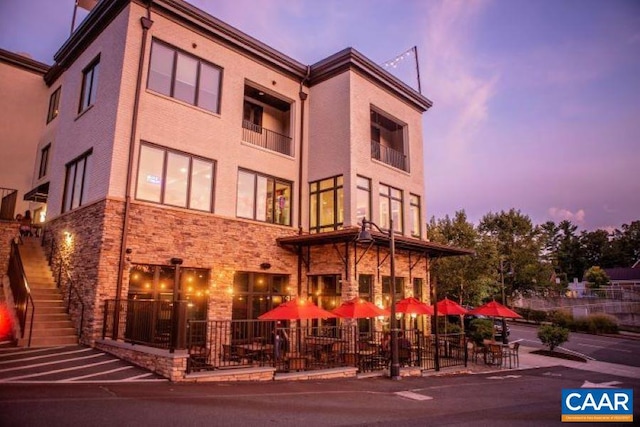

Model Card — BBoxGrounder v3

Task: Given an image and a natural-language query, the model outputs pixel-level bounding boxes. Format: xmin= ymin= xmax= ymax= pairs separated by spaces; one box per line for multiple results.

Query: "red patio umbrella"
xmin=332 ymin=298 xmax=390 ymax=318
xmin=467 ymin=300 xmax=522 ymax=319
xmin=395 ymin=297 xmax=434 ymax=315
xmin=258 ymin=298 xmax=338 ymax=320
xmin=434 ymin=298 xmax=468 ymax=316
xmin=467 ymin=300 xmax=522 ymax=342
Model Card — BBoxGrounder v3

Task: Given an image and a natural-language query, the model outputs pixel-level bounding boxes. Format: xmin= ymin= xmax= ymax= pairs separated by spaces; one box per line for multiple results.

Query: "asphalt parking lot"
xmin=0 ymin=345 xmax=167 ymax=383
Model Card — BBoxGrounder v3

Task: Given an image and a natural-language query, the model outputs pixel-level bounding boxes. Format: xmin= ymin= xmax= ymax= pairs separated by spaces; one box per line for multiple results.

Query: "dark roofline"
xmin=277 ymin=228 xmax=474 ymax=258
xmin=0 ymin=48 xmax=50 ymax=75
xmin=309 ymin=48 xmax=433 ymax=112
xmin=44 ymin=0 xmax=432 ymax=108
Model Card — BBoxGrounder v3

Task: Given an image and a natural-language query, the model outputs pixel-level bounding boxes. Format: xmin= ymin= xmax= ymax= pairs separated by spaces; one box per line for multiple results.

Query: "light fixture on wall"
xmin=260 ymin=262 xmax=271 ymax=270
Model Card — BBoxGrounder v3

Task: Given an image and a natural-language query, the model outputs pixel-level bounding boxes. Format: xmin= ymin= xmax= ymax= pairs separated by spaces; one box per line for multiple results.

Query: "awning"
xmin=23 ymin=182 xmax=49 ymax=203
xmin=277 ymin=227 xmax=474 ymax=258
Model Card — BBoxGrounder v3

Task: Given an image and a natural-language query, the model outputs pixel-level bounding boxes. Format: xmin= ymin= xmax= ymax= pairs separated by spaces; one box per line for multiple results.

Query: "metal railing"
xmin=103 ymin=299 xmax=179 ymax=350
xmin=7 ymin=240 xmax=35 ymax=346
xmin=371 ymin=141 xmax=407 ymax=171
xmin=101 ymin=300 xmax=469 ymax=374
xmin=44 ymin=233 xmax=85 ymax=339
xmin=242 ymin=120 xmax=293 ymax=156
xmin=0 ymin=187 xmax=17 ymax=220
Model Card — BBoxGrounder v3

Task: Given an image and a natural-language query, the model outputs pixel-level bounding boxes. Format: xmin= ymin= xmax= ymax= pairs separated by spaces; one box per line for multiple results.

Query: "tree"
xmin=427 ymin=211 xmax=497 ymax=306
xmin=556 ymin=220 xmax=586 ymax=282
xmin=478 ymin=209 xmax=552 ymax=298
xmin=584 ymin=266 xmax=610 ymax=288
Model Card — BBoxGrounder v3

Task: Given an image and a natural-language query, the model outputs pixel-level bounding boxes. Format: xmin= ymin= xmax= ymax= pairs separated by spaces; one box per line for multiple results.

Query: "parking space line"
xmin=0 ymin=347 xmax=94 ymax=365
xmin=63 ymin=366 xmax=134 ymax=381
xmin=0 ymin=346 xmax=70 ymax=359
xmin=0 ymin=352 xmax=105 ymax=373
xmin=0 ymin=359 xmax=120 ymax=382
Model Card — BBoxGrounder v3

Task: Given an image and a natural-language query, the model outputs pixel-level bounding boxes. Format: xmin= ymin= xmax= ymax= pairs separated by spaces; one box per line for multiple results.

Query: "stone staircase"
xmin=17 ymin=237 xmax=78 ymax=347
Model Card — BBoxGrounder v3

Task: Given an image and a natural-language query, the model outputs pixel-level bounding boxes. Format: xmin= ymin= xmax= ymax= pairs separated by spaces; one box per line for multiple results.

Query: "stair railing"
xmin=43 ymin=231 xmax=85 ymax=341
xmin=8 ymin=239 xmax=35 ymax=347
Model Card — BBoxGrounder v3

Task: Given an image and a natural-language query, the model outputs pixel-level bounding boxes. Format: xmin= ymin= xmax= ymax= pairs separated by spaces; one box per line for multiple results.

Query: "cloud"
xmin=420 ymin=0 xmax=497 ymax=158
xmin=548 ymin=207 xmax=586 ymax=225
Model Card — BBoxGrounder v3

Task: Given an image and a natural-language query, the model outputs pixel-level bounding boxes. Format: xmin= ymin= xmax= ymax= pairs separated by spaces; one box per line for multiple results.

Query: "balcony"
xmin=242 ymin=120 xmax=293 ymax=156
xmin=371 ymin=140 xmax=407 ymax=172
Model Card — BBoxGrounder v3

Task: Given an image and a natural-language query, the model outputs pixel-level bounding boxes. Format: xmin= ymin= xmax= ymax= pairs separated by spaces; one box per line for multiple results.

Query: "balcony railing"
xmin=242 ymin=120 xmax=293 ymax=156
xmin=371 ymin=141 xmax=408 ymax=172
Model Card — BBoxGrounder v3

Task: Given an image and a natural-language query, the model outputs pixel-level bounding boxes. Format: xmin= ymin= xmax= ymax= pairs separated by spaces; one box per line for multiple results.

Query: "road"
xmin=508 ymin=323 xmax=640 ymax=367
xmin=1 ymin=365 xmax=638 ymax=426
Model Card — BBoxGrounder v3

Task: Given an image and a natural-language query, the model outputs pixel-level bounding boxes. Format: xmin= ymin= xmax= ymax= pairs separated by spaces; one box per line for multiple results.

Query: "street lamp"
xmin=357 ymin=217 xmax=400 ymax=380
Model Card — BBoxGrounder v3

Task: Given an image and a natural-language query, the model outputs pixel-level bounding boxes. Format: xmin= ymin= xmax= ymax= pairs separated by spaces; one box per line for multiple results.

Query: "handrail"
xmin=8 ymin=239 xmax=35 ymax=347
xmin=43 ymin=232 xmax=84 ymax=341
xmin=242 ymin=120 xmax=293 ymax=156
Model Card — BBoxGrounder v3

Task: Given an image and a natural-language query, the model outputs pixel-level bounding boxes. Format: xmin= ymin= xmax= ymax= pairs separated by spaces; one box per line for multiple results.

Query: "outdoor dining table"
xmin=233 ymin=343 xmax=274 ymax=362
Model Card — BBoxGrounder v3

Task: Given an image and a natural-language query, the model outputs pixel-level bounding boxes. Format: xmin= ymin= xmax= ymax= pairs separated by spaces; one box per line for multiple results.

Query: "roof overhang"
xmin=23 ymin=182 xmax=49 ymax=203
xmin=277 ymin=228 xmax=474 ymax=258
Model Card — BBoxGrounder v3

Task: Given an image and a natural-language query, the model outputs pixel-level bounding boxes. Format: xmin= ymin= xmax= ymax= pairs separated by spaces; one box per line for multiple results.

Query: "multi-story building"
xmin=1 ymin=0 xmax=471 ymax=380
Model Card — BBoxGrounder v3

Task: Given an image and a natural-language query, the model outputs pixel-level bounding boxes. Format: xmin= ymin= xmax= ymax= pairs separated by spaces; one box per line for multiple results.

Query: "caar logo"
xmin=562 ymin=389 xmax=633 ymax=422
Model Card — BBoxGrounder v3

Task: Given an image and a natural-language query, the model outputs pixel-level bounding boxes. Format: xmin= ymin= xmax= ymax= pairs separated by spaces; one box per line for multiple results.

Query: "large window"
xmin=148 ymin=40 xmax=222 ymax=113
xmin=38 ymin=144 xmax=50 ymax=179
xmin=382 ymin=276 xmax=404 ymax=310
xmin=409 ymin=193 xmax=421 ymax=238
xmin=379 ymin=183 xmax=403 ymax=233
xmin=309 ymin=176 xmax=344 ymax=233
xmin=47 ymin=86 xmax=61 ymax=123
xmin=232 ymin=272 xmax=290 ymax=320
xmin=356 ymin=175 xmax=371 ymax=225
xmin=62 ymin=149 xmax=91 ymax=213
xmin=136 ymin=143 xmax=215 ymax=212
xmin=79 ymin=56 xmax=99 ymax=113
xmin=308 ymin=275 xmax=340 ymax=328
xmin=358 ymin=274 xmax=374 ymax=334
xmin=236 ymin=169 xmax=291 ymax=225
xmin=412 ymin=278 xmax=423 ymax=300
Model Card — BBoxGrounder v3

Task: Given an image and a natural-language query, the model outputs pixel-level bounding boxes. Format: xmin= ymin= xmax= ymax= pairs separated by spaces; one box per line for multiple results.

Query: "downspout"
xmin=296 ymin=66 xmax=310 ymax=297
xmin=114 ymin=4 xmax=154 ymax=339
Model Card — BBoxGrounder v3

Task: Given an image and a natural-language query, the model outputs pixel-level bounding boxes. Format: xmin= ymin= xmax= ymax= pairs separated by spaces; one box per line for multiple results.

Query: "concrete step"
xmin=30 ymin=320 xmax=75 ymax=331
xmin=33 ymin=313 xmax=73 ymax=322
xmin=30 ymin=288 xmax=63 ymax=298
xmin=19 ymin=335 xmax=78 ymax=347
xmin=30 ymin=327 xmax=77 ymax=337
xmin=31 ymin=300 xmax=67 ymax=309
xmin=34 ymin=305 xmax=67 ymax=315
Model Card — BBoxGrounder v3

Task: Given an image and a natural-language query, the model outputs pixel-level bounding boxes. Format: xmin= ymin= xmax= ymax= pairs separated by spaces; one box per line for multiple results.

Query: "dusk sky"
xmin=1 ymin=0 xmax=639 ymax=232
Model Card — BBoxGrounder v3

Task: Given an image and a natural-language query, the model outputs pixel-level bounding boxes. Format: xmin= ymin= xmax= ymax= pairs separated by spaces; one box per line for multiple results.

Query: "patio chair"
xmin=507 ymin=342 xmax=520 ymax=368
xmin=487 ymin=344 xmax=503 ymax=367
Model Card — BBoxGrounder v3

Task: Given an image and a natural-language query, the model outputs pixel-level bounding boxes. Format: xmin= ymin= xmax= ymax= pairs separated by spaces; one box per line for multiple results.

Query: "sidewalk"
xmin=437 ymin=345 xmax=640 ymax=380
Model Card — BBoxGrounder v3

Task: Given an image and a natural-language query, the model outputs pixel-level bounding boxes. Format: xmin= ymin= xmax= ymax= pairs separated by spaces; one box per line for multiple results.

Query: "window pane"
xmin=310 ymin=194 xmax=317 ymax=230
xmin=337 ymin=187 xmax=344 ymax=225
xmin=274 ymin=182 xmax=290 ymax=225
xmin=174 ymin=53 xmax=197 ymax=104
xmin=255 ymin=175 xmax=269 ymax=221
xmin=72 ymin=157 xmax=85 ymax=209
xmin=391 ymin=198 xmax=402 ymax=232
xmin=63 ymin=164 xmax=75 ymax=212
xmin=198 ymin=63 xmax=221 ymax=113
xmin=137 ymin=145 xmax=164 ymax=203
xmin=190 ymin=158 xmax=213 ymax=211
xmin=319 ymin=178 xmax=334 ymax=191
xmin=319 ymin=190 xmax=334 ymax=226
xmin=148 ymin=42 xmax=174 ymax=96
xmin=379 ymin=196 xmax=389 ymax=229
xmin=236 ymin=171 xmax=255 ymax=219
xmin=165 ymin=152 xmax=189 ymax=207
xmin=89 ymin=62 xmax=99 ymax=106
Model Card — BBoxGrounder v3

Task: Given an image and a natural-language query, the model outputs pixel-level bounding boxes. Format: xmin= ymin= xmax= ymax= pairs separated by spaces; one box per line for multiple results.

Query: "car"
xmin=464 ymin=313 xmax=510 ymax=339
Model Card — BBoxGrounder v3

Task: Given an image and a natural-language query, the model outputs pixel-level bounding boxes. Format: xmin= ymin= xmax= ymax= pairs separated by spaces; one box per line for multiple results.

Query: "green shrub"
xmin=468 ymin=318 xmax=493 ymax=345
xmin=529 ymin=309 xmax=548 ymax=323
xmin=538 ymin=324 xmax=570 ymax=351
xmin=437 ymin=319 xmax=462 ymax=335
xmin=548 ymin=309 xmax=573 ymax=328
xmin=588 ymin=313 xmax=618 ymax=334
xmin=572 ymin=313 xmax=619 ymax=334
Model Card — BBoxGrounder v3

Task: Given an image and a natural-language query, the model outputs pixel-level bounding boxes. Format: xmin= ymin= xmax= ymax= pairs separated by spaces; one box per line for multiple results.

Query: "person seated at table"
xmin=273 ymin=321 xmax=289 ymax=360
xmin=397 ymin=331 xmax=412 ymax=365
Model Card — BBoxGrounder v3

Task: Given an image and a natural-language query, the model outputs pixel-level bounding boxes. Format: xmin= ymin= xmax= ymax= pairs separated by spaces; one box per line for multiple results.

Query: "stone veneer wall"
xmin=0 ymin=220 xmax=20 ymax=275
xmin=44 ymin=197 xmax=301 ymax=345
xmin=43 ymin=199 xmax=114 ymax=345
